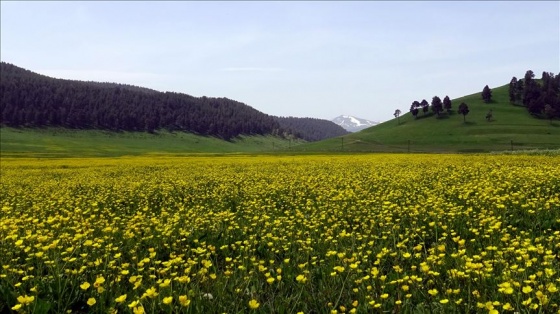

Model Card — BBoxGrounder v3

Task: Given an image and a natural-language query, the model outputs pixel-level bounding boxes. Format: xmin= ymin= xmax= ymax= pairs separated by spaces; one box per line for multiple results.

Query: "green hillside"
xmin=296 ymin=84 xmax=560 ymax=153
xmin=0 ymin=128 xmax=302 ymax=157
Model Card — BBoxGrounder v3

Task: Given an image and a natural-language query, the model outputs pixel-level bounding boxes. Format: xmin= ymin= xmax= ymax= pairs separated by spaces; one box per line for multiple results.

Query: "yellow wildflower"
xmin=115 ymin=294 xmax=127 ymax=303
xmin=248 ymin=299 xmax=260 ymax=309
xmin=80 ymin=282 xmax=90 ymax=290
xmin=17 ymin=295 xmax=35 ymax=305
xmin=179 ymin=295 xmax=191 ymax=307
xmin=296 ymin=274 xmax=307 ymax=283
xmin=163 ymin=296 xmax=173 ymax=305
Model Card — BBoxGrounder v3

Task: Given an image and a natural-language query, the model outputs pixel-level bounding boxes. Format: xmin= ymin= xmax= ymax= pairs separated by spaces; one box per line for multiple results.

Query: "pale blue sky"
xmin=1 ymin=1 xmax=559 ymax=122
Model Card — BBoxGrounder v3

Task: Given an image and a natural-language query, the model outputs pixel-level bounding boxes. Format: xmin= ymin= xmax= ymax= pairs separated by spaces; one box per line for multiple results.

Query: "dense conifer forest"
xmin=508 ymin=70 xmax=560 ymax=119
xmin=275 ymin=117 xmax=349 ymax=141
xmin=0 ymin=62 xmax=347 ymax=141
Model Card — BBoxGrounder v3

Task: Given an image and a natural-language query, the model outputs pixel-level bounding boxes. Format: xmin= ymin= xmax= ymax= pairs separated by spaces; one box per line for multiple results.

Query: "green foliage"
xmin=482 ymin=85 xmax=492 ymax=103
xmin=410 ymin=101 xmax=420 ymax=119
xmin=458 ymin=103 xmax=469 ymax=123
xmin=443 ymin=96 xmax=452 ymax=113
xmin=394 ymin=109 xmax=402 ymax=125
xmin=421 ymin=99 xmax=429 ymax=115
xmin=431 ymin=96 xmax=443 ymax=116
xmin=509 ymin=77 xmax=521 ymax=103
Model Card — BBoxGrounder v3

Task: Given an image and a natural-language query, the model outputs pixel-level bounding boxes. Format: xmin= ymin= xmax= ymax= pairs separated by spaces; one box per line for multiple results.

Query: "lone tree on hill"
xmin=431 ymin=96 xmax=443 ymax=116
xmin=421 ymin=99 xmax=429 ymax=115
xmin=443 ymin=95 xmax=452 ymax=113
xmin=482 ymin=85 xmax=492 ymax=103
xmin=394 ymin=109 xmax=402 ymax=125
xmin=458 ymin=102 xmax=469 ymax=123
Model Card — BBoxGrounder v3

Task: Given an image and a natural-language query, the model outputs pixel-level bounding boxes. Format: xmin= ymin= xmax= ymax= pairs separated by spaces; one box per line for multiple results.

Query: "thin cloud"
xmin=37 ymin=69 xmax=165 ymax=84
xmin=220 ymin=67 xmax=285 ymax=72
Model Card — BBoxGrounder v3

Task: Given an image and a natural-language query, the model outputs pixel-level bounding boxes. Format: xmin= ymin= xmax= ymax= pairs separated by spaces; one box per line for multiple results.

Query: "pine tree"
xmin=410 ymin=101 xmax=420 ymax=119
xmin=431 ymin=96 xmax=443 ymax=116
xmin=509 ymin=77 xmax=518 ymax=103
xmin=458 ymin=102 xmax=469 ymax=123
xmin=443 ymin=96 xmax=452 ymax=113
xmin=482 ymin=85 xmax=492 ymax=103
xmin=421 ymin=99 xmax=429 ymax=115
xmin=394 ymin=109 xmax=401 ymax=125
xmin=515 ymin=79 xmax=524 ymax=103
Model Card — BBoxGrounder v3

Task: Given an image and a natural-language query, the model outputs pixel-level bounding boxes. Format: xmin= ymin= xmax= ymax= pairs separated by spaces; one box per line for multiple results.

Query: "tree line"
xmin=408 ymin=95 xmax=454 ymax=120
xmin=0 ymin=62 xmax=345 ymax=141
xmin=406 ymin=95 xmax=471 ymax=123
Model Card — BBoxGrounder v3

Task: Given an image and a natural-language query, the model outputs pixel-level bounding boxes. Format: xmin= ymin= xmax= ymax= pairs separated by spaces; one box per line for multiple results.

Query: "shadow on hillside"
xmin=413 ymin=113 xmax=435 ymax=120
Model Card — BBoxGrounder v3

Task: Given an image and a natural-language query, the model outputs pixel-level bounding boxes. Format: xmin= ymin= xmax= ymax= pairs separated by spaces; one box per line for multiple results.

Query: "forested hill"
xmin=0 ymin=62 xmax=345 ymax=141
xmin=0 ymin=62 xmax=280 ymax=140
xmin=275 ymin=117 xmax=349 ymax=141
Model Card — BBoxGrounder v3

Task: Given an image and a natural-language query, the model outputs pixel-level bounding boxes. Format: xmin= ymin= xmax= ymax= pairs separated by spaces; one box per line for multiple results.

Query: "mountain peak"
xmin=331 ymin=115 xmax=378 ymax=132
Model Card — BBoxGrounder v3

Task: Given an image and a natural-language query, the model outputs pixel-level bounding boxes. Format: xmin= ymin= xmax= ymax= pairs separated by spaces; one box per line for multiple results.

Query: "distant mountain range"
xmin=331 ymin=115 xmax=378 ymax=132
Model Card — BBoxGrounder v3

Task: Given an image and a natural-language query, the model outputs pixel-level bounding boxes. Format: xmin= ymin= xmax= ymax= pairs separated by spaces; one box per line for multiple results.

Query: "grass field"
xmin=297 ymin=84 xmax=560 ymax=153
xmin=1 ymin=154 xmax=559 ymax=313
xmin=0 ymin=128 xmax=302 ymax=157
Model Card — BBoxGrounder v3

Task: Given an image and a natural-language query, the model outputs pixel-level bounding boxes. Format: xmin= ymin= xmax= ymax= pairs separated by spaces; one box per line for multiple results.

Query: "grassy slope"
xmin=0 ymin=128 xmax=302 ymax=157
xmin=298 ymin=84 xmax=560 ymax=153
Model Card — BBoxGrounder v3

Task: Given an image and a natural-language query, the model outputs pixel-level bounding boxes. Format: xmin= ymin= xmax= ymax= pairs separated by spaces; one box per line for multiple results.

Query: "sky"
xmin=1 ymin=1 xmax=559 ymax=123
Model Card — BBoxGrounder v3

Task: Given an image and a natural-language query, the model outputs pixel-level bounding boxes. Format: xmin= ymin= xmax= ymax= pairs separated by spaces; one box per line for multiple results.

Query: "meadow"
xmin=1 ymin=154 xmax=559 ymax=313
xmin=299 ymin=84 xmax=560 ymax=153
xmin=0 ymin=127 xmax=301 ymax=157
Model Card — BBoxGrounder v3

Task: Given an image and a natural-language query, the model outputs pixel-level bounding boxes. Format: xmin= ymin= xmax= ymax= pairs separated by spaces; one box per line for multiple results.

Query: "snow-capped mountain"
xmin=331 ymin=115 xmax=378 ymax=132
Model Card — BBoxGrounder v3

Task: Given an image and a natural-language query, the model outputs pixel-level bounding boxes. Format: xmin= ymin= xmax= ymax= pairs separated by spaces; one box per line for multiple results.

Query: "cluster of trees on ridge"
xmin=402 ymin=95 xmax=465 ymax=122
xmin=0 ymin=62 xmax=347 ymax=141
xmin=509 ymin=70 xmax=560 ymax=120
xmin=401 ymin=90 xmax=489 ymax=123
xmin=397 ymin=70 xmax=559 ymax=124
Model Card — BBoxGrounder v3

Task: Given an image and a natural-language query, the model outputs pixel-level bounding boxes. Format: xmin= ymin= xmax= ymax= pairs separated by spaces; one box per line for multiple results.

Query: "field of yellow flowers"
xmin=1 ymin=154 xmax=559 ymax=313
